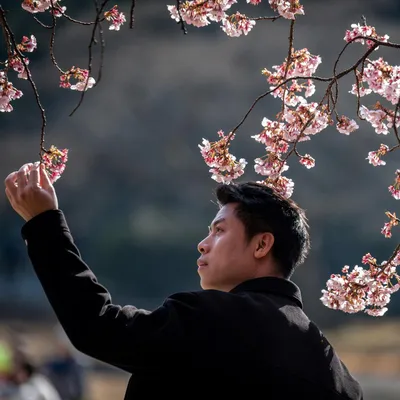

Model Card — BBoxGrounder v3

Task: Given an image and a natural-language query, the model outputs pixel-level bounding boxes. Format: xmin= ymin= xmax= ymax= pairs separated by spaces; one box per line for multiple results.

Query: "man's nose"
xmin=197 ymin=237 xmax=210 ymax=254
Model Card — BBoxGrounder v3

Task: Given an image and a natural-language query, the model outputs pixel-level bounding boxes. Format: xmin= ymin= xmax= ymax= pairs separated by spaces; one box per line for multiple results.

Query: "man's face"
xmin=197 ymin=203 xmax=258 ymax=292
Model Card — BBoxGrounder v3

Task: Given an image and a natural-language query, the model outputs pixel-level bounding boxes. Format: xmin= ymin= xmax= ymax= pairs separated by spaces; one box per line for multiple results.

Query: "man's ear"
xmin=254 ymin=232 xmax=274 ymax=259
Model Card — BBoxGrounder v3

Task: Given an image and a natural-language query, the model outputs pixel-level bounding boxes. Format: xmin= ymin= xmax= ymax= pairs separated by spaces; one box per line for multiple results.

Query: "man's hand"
xmin=4 ymin=162 xmax=58 ymax=222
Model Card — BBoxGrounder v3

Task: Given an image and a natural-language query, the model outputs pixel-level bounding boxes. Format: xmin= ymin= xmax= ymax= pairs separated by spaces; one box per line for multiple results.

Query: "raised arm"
xmin=4 ymin=163 xmax=202 ymax=373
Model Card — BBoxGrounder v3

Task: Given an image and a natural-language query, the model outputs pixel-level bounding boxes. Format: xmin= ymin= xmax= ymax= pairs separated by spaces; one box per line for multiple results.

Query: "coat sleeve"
xmin=21 ymin=210 xmax=203 ymax=374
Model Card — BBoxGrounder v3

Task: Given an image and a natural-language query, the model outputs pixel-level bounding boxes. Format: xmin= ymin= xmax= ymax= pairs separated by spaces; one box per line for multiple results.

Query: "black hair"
xmin=215 ymin=181 xmax=310 ymax=278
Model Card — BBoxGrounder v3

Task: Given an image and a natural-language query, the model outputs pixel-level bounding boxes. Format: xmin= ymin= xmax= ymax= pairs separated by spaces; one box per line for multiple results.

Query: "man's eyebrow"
xmin=208 ymin=218 xmax=225 ymax=231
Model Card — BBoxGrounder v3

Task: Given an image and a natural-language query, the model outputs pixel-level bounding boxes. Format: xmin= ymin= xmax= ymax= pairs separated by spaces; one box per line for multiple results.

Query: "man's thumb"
xmin=40 ymin=164 xmax=52 ymax=188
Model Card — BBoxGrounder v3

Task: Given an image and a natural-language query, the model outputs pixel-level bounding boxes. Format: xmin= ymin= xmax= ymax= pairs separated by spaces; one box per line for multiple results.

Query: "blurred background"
xmin=0 ymin=0 xmax=400 ymax=398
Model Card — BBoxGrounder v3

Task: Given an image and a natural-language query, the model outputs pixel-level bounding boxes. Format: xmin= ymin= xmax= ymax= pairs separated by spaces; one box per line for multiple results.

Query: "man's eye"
xmin=215 ymin=227 xmax=223 ymax=233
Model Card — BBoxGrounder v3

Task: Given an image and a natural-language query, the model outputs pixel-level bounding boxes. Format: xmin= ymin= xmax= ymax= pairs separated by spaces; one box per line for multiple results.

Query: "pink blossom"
xmin=359 ymin=105 xmax=390 ymax=135
xmin=361 ymin=253 xmax=376 ymax=265
xmin=21 ymin=0 xmax=66 ymax=14
xmin=344 ymin=23 xmax=389 ymax=49
xmin=17 ymin=35 xmax=37 ymax=53
xmin=221 ymin=12 xmax=256 ymax=37
xmin=268 ymin=0 xmax=304 ymax=19
xmin=167 ymin=0 xmax=237 ymax=28
xmin=60 ymin=67 xmax=96 ymax=91
xmin=321 ymin=259 xmax=399 ymax=316
xmin=380 ymin=214 xmax=399 ymax=239
xmin=263 ymin=49 xmax=321 ymax=84
xmin=251 ymin=118 xmax=289 ymax=154
xmin=8 ymin=55 xmax=29 ymax=79
xmin=381 ymin=222 xmax=393 ymax=238
xmin=336 ymin=116 xmax=359 ymax=135
xmin=247 ymin=0 xmax=262 ymax=4
xmin=198 ymin=131 xmax=247 ymax=184
xmin=0 ymin=71 xmax=23 ymax=112
xmin=362 ymin=58 xmax=400 ymax=105
xmin=41 ymin=145 xmax=68 ymax=183
xmin=393 ymin=251 xmax=400 ymax=266
xmin=366 ymin=144 xmax=389 ymax=166
xmin=349 ymin=83 xmax=372 ymax=97
xmin=258 ymin=175 xmax=294 ymax=198
xmin=254 ymin=154 xmax=289 ymax=178
xmin=299 ymin=154 xmax=315 ymax=169
xmin=50 ymin=5 xmax=66 ymax=17
xmin=283 ymin=102 xmax=331 ymax=139
xmin=365 ymin=308 xmax=388 ymax=317
xmin=388 ymin=169 xmax=400 ymax=200
xmin=104 ymin=5 xmax=126 ymax=31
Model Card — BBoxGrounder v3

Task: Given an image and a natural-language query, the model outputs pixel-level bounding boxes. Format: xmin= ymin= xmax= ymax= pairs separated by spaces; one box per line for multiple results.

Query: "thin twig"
xmin=251 ymin=15 xmax=281 ymax=21
xmin=96 ymin=19 xmax=105 ymax=85
xmin=69 ymin=0 xmax=110 ymax=116
xmin=280 ymin=20 xmax=295 ymax=115
xmin=48 ymin=0 xmax=64 ymax=74
xmin=129 ymin=0 xmax=136 ymax=29
xmin=176 ymin=0 xmax=187 ymax=34
xmin=0 ymin=5 xmax=47 ymax=161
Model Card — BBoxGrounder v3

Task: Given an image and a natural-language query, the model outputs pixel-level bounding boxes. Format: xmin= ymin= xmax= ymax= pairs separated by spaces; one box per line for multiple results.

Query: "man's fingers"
xmin=16 ymin=163 xmax=32 ymax=190
xmin=29 ymin=163 xmax=40 ymax=187
xmin=4 ymin=172 xmax=18 ymax=197
xmin=5 ymin=187 xmax=14 ymax=205
xmin=40 ymin=163 xmax=52 ymax=189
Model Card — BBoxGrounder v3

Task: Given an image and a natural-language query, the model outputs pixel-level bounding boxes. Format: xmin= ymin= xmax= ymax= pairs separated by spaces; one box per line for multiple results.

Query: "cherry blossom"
xmin=21 ymin=0 xmax=66 ymax=15
xmin=366 ymin=144 xmax=389 ymax=166
xmin=251 ymin=118 xmax=290 ymax=154
xmin=299 ymin=154 xmax=315 ymax=169
xmin=381 ymin=211 xmax=399 ymax=238
xmin=198 ymin=130 xmax=247 ymax=184
xmin=167 ymin=0 xmax=236 ymax=28
xmin=389 ymin=169 xmax=400 ymax=200
xmin=221 ymin=12 xmax=256 ymax=37
xmin=268 ymin=0 xmax=304 ymax=19
xmin=361 ymin=58 xmax=400 ymax=105
xmin=17 ymin=35 xmax=37 ymax=53
xmin=344 ymin=23 xmax=389 ymax=49
xmin=8 ymin=55 xmax=29 ymax=80
xmin=336 ymin=116 xmax=359 ymax=135
xmin=60 ymin=67 xmax=95 ymax=91
xmin=104 ymin=5 xmax=126 ymax=31
xmin=321 ymin=254 xmax=400 ymax=317
xmin=262 ymin=175 xmax=294 ymax=198
xmin=0 ymin=71 xmax=23 ymax=112
xmin=359 ymin=105 xmax=391 ymax=135
xmin=254 ymin=154 xmax=289 ymax=178
xmin=41 ymin=145 xmax=68 ymax=183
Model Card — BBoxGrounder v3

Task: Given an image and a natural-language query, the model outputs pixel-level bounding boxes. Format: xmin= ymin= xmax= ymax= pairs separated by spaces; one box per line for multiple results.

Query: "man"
xmin=4 ymin=163 xmax=363 ymax=399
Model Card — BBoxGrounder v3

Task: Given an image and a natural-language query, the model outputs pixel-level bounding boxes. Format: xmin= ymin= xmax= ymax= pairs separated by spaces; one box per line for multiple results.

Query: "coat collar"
xmin=229 ymin=277 xmax=303 ymax=308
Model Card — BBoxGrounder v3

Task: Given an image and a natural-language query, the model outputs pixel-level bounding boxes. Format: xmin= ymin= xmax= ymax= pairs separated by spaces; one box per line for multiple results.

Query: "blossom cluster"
xmin=381 ymin=211 xmax=399 ymax=239
xmin=41 ymin=146 xmax=69 ymax=183
xmin=320 ymin=252 xmax=400 ymax=317
xmin=1 ymin=2 xmax=127 ymax=179
xmin=21 ymin=0 xmax=66 ymax=17
xmin=2 ymin=4 xmax=126 ymax=112
xmin=0 ymin=35 xmax=37 ymax=112
xmin=167 ymin=0 xmax=304 ymax=37
xmin=59 ymin=67 xmax=96 ymax=91
xmin=344 ymin=23 xmax=389 ymax=49
xmin=198 ymin=130 xmax=247 ymax=183
xmin=104 ymin=5 xmax=126 ymax=31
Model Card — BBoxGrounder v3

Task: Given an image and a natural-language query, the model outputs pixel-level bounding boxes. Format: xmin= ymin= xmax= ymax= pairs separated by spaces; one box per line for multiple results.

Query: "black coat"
xmin=21 ymin=210 xmax=363 ymax=399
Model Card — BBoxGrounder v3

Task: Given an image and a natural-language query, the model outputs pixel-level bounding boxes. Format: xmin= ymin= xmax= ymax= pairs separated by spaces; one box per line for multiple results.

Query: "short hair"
xmin=215 ymin=182 xmax=310 ymax=278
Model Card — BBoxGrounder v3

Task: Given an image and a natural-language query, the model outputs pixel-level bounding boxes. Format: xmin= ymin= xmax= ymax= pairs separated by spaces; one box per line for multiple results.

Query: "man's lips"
xmin=197 ymin=259 xmax=208 ymax=268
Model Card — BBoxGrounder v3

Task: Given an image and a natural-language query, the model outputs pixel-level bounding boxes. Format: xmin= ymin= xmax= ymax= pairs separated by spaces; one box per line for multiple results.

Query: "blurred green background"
xmin=1 ymin=0 xmax=400 ymax=398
